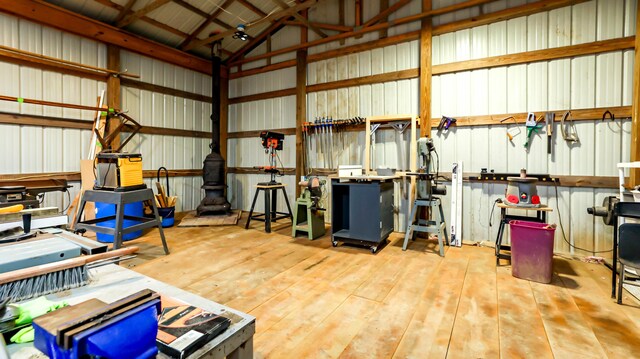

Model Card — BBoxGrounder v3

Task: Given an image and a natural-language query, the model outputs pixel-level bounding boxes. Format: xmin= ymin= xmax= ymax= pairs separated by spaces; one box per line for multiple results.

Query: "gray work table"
xmin=8 ymin=264 xmax=255 ymax=359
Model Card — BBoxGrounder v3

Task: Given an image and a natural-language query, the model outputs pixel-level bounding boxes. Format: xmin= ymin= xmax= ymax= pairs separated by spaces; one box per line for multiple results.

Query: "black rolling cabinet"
xmin=330 ymin=177 xmax=395 ymax=253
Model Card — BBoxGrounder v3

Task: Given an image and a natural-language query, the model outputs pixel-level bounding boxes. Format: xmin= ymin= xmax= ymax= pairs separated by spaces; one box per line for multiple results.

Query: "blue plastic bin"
xmin=158 ymin=206 xmax=175 ymax=227
xmin=95 ymin=201 xmax=144 ymax=243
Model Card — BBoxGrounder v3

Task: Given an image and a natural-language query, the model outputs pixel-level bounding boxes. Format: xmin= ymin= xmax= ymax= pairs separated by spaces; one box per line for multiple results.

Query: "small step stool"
xmin=292 ymin=191 xmax=325 ymax=240
xmin=74 ymin=188 xmax=169 ymax=254
xmin=245 ymin=183 xmax=293 ymax=233
xmin=403 ymin=197 xmax=449 ymax=256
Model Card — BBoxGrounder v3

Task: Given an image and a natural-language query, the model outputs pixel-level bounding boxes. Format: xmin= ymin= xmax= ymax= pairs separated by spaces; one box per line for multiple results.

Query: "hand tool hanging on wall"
xmin=523 ymin=113 xmax=544 ymax=149
xmin=560 ymin=111 xmax=579 ymax=143
xmin=328 ymin=117 xmax=334 ymax=170
xmin=500 ymin=116 xmax=521 ymax=143
xmin=437 ymin=116 xmax=457 ymax=134
xmin=545 ymin=112 xmax=554 ymax=155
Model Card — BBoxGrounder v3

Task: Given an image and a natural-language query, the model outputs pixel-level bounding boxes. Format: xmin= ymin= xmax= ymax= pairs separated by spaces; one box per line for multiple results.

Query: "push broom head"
xmin=0 ymin=265 xmax=90 ymax=303
xmin=0 ymin=246 xmax=139 ymax=303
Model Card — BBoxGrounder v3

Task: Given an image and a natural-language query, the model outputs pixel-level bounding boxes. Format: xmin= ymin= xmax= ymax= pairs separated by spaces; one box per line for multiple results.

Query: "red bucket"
xmin=509 ymin=220 xmax=556 ymax=284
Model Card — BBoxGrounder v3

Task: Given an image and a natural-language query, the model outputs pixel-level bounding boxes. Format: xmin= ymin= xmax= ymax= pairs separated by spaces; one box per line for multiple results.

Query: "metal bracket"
xmin=391 ymin=121 xmax=410 ymax=134
xmin=370 ymin=123 xmax=381 ymax=139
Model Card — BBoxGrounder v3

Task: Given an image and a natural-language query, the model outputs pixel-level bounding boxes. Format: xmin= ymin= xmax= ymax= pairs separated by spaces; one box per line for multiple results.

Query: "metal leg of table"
xmin=271 ymin=188 xmax=277 ymax=223
xmin=113 ymin=196 xmax=125 ymax=250
xmin=402 ymin=201 xmax=418 ymax=251
xmin=245 ymin=189 xmax=260 ymax=229
xmin=438 ymin=200 xmax=449 ymax=245
xmin=150 ymin=196 xmax=170 ymax=255
xmin=228 ymin=337 xmax=253 ymax=359
xmin=612 ymin=217 xmax=619 ymax=298
xmin=264 ymin=189 xmax=271 ymax=233
xmin=73 ymin=196 xmax=88 ymax=229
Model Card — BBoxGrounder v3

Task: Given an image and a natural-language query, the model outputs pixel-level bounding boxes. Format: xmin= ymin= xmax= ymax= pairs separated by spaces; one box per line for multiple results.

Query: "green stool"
xmin=292 ymin=190 xmax=325 ymax=240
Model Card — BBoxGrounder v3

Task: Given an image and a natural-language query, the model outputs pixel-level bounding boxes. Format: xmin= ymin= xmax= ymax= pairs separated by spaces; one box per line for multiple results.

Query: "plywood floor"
xmin=120 ymin=215 xmax=640 ymax=358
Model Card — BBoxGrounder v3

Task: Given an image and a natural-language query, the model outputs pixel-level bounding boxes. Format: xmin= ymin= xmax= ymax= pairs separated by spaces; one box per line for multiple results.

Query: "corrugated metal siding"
xmin=0 ymin=14 xmax=107 ymax=214
xmin=0 ymin=15 xmax=209 ymax=213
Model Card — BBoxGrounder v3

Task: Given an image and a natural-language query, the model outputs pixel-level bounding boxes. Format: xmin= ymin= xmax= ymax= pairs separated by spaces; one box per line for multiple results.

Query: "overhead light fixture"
xmin=233 ymin=24 xmax=248 ymax=41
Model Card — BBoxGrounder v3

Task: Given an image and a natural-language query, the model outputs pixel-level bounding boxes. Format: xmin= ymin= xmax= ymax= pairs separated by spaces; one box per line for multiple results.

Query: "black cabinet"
xmin=330 ymin=178 xmax=394 ymax=253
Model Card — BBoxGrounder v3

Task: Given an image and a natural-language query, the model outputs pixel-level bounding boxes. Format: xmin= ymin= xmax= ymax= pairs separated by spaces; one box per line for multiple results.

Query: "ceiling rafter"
xmin=117 ymin=0 xmax=172 ymax=28
xmin=271 ymin=0 xmax=327 ymax=38
xmin=113 ymin=0 xmax=137 ymax=24
xmin=179 ymin=0 xmax=236 ymax=50
xmin=183 ymin=0 xmax=317 ymax=51
xmin=171 ymin=0 xmax=239 ymax=32
xmin=283 ymin=21 xmax=351 ymax=32
xmin=362 ymin=0 xmax=411 ymax=28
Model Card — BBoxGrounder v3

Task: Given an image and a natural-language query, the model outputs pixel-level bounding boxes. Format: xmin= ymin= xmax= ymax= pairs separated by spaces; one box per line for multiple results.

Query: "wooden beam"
xmin=266 ymin=34 xmax=272 ymax=66
xmin=178 ymin=0 xmax=235 ymax=50
xmin=229 ymin=0 xmax=493 ymax=66
xmin=378 ymin=0 xmax=389 ymax=38
xmin=433 ymin=36 xmax=635 ymax=75
xmin=437 ymin=172 xmax=620 ymax=189
xmin=355 ymin=0 xmax=362 ymax=27
xmin=0 ymin=169 xmax=203 ymax=182
xmin=296 ymin=49 xmax=307 ymax=196
xmin=107 ymin=45 xmax=121 ymax=149
xmin=339 ymin=0 xmax=345 ymax=44
xmin=172 ymin=0 xmax=235 ymax=30
xmin=114 ymin=0 xmax=137 ymax=24
xmin=306 ymin=69 xmax=418 ymax=93
xmin=1 ymin=0 xmax=212 ymax=74
xmin=362 ymin=0 xmax=410 ymax=28
xmin=420 ymin=0 xmax=432 ymax=138
xmin=121 ymin=78 xmax=212 ymax=102
xmin=232 ymin=32 xmax=632 ymax=83
xmin=432 ymin=0 xmax=587 ymax=36
xmin=184 ymin=0 xmax=318 ymax=51
xmin=117 ymin=0 xmax=171 ymax=27
xmin=227 ymin=127 xmax=296 ymax=138
xmin=228 ymin=88 xmax=297 ymax=104
xmin=430 ymin=106 xmax=632 ymax=127
xmin=283 ymin=20 xmax=352 ymax=32
xmin=229 ymin=60 xmax=297 ymax=79
xmin=0 ymin=111 xmax=211 ymax=138
xmin=272 ymin=0 xmax=327 ymax=38
xmin=631 ymin=2 xmax=640 ymax=185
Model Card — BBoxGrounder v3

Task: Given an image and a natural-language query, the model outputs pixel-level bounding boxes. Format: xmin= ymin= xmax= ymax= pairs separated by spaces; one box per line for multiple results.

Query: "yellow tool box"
xmin=95 ymin=153 xmax=146 ymax=191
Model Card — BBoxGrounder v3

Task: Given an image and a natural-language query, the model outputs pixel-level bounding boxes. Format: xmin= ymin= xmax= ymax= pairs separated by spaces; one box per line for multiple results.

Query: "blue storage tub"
xmin=95 ymin=201 xmax=144 ymax=243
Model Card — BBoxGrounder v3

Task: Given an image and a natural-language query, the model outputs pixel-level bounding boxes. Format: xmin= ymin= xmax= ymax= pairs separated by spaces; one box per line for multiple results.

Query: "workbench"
xmin=495 ymin=202 xmax=553 ymax=265
xmin=330 ymin=176 xmax=397 ymax=253
xmin=8 ymin=264 xmax=256 ymax=359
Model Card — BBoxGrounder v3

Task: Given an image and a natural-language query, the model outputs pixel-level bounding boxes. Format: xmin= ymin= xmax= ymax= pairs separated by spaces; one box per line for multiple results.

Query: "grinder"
xmin=505 ymin=169 xmax=541 ymax=207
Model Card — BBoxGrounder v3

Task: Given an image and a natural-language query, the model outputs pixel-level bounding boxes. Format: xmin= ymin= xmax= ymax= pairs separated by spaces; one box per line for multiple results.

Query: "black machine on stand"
xmin=244 ymin=131 xmax=293 ymax=233
xmin=402 ymin=138 xmax=449 ymax=256
xmin=197 ymin=40 xmax=232 ymax=216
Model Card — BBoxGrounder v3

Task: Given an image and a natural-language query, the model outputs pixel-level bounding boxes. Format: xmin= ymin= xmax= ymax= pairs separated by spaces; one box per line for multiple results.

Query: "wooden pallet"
xmin=178 ymin=210 xmax=242 ymax=227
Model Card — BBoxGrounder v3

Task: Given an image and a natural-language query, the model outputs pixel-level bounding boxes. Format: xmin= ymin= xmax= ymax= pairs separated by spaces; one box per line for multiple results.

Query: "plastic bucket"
xmin=509 ymin=220 xmax=556 ymax=284
xmin=158 ymin=206 xmax=175 ymax=227
xmin=95 ymin=201 xmax=144 ymax=243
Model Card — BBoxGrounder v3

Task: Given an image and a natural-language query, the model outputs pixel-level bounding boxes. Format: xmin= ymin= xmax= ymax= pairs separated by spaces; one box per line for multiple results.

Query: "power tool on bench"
xmin=0 ymin=179 xmax=70 ymax=209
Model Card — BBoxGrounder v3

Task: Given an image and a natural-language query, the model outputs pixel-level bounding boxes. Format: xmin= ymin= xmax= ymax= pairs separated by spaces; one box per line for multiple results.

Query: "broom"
xmin=0 ymin=247 xmax=139 ymax=303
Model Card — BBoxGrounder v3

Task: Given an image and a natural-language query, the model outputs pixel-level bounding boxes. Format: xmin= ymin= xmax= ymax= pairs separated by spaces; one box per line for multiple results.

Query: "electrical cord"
xmin=275 ymin=151 xmax=285 ymax=177
xmin=60 ymin=189 xmax=71 ymax=214
xmin=553 ymin=180 xmax=612 ymax=254
xmin=489 ymin=198 xmax=502 ymax=227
